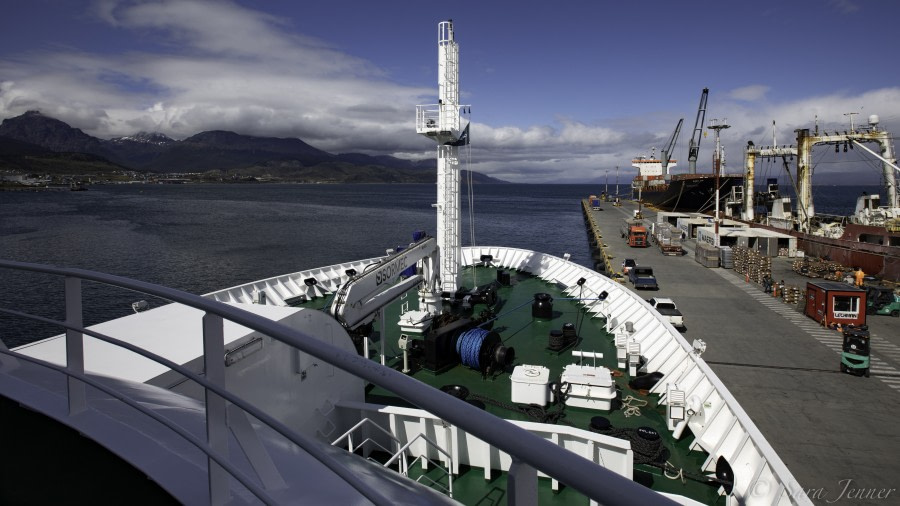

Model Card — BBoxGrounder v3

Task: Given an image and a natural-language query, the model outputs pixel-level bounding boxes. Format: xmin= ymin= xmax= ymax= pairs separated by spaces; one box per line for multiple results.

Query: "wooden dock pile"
xmin=732 ymin=246 xmax=772 ymax=283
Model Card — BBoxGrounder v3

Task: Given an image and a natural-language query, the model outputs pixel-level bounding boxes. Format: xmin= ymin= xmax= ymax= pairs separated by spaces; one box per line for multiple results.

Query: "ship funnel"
xmin=868 ymin=114 xmax=880 ymax=126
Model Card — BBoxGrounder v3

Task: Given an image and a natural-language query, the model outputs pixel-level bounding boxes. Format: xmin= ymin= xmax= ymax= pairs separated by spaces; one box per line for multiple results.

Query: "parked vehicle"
xmin=629 ymin=266 xmax=658 ymax=290
xmin=655 ymin=224 xmax=683 ymax=256
xmin=622 ymin=258 xmax=636 ymax=274
xmin=621 ymin=219 xmax=648 ymax=247
xmin=647 ymin=297 xmax=684 ymax=328
xmin=866 ymin=286 xmax=900 ymax=317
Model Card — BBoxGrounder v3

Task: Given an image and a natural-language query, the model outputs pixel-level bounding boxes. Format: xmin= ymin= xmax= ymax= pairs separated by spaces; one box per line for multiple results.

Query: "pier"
xmin=582 ymin=197 xmax=900 ymax=503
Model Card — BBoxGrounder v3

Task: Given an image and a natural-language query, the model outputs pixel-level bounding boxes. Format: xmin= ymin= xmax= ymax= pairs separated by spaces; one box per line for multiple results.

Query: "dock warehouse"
xmin=696 ymin=226 xmax=797 ymax=257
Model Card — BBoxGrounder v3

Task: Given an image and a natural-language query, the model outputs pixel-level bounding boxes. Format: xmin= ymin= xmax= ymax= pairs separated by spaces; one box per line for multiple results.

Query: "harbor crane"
xmin=661 ymin=118 xmax=683 ymax=175
xmin=687 ymin=88 xmax=709 ymax=174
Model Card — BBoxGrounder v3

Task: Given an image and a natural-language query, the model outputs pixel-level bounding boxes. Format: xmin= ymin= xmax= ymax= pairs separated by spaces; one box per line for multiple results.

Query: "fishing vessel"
xmin=743 ymin=118 xmax=900 ymax=280
xmin=0 ymin=21 xmax=810 ymax=505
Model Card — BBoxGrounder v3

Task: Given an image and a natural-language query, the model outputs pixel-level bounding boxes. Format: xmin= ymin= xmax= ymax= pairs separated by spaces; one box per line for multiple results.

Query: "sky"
xmin=1 ymin=0 xmax=899 ymax=184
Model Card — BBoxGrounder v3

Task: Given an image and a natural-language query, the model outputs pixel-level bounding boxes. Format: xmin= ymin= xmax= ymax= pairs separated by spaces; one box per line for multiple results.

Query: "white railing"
xmin=335 ymin=401 xmax=633 ymax=496
xmin=461 ymin=246 xmax=812 ymax=506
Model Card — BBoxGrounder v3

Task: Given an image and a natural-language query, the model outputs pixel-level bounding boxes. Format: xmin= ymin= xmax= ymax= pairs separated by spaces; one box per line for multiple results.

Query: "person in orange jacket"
xmin=854 ymin=267 xmax=865 ymax=287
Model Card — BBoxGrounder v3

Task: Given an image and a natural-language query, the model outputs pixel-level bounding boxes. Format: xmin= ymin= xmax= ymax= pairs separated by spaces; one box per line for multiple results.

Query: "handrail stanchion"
xmin=508 ymin=457 xmax=538 ymax=506
xmin=65 ymin=276 xmax=86 ymax=415
xmin=203 ymin=312 xmax=229 ymax=504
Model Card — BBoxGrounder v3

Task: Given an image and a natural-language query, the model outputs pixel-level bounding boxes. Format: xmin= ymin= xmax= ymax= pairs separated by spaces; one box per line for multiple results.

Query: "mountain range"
xmin=0 ymin=111 xmax=504 ymax=183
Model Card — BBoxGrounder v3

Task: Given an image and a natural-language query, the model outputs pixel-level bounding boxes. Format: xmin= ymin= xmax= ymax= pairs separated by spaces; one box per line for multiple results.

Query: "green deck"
xmin=303 ymin=266 xmax=725 ymax=504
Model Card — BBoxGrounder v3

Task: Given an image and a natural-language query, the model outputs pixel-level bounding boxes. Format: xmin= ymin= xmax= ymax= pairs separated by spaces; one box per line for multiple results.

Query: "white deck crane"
xmin=687 ymin=88 xmax=709 ymax=174
xmin=329 ymin=236 xmax=438 ymax=330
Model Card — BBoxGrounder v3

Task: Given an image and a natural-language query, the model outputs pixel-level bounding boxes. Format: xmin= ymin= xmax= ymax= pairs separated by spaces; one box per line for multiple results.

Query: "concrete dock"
xmin=584 ymin=198 xmax=900 ymax=505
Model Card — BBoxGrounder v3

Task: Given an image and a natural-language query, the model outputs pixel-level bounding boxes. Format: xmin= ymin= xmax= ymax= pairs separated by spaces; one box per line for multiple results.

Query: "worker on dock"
xmin=854 ymin=267 xmax=865 ymax=287
xmin=762 ymin=274 xmax=772 ymax=294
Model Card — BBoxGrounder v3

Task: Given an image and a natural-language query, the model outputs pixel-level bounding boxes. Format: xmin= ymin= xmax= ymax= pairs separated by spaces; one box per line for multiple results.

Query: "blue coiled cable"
xmin=456 ymin=328 xmax=489 ymax=370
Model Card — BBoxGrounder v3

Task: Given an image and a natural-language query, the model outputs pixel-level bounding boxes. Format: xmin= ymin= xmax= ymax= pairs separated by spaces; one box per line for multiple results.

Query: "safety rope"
xmin=621 ymin=395 xmax=647 ymax=417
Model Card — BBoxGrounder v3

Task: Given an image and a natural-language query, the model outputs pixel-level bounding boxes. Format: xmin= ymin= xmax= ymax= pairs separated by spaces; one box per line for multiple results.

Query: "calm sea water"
xmin=0 ymin=183 xmax=594 ymax=346
xmin=0 ymin=182 xmax=883 ymax=347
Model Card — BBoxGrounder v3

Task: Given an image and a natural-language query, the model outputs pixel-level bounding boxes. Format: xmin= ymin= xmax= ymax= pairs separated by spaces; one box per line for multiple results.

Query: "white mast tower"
xmin=416 ymin=20 xmax=469 ymax=299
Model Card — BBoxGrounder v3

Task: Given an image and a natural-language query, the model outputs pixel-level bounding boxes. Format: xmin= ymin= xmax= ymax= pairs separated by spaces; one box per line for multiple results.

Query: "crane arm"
xmin=660 ymin=118 xmax=684 ymax=174
xmin=688 ymin=88 xmax=709 ymax=173
xmin=330 ymin=236 xmax=438 ymax=329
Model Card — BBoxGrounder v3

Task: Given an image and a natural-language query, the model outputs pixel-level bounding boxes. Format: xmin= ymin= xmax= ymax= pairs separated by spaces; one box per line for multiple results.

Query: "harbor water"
xmin=0 ymin=183 xmax=881 ymax=347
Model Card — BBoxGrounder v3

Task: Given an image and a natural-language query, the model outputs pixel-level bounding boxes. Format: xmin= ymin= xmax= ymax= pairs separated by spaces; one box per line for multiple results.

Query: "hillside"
xmin=0 ymin=111 xmax=506 ymax=183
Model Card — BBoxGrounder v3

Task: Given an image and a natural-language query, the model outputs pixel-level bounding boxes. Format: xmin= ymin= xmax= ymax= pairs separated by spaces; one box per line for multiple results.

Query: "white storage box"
xmin=510 ymin=365 xmax=551 ymax=406
xmin=561 ymin=364 xmax=616 ymax=410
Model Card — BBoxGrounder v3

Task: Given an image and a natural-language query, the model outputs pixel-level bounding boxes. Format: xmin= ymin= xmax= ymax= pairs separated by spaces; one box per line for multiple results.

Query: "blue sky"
xmin=1 ymin=0 xmax=898 ymax=183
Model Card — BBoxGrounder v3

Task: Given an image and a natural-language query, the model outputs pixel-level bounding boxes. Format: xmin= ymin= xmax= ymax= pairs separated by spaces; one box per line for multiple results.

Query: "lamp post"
xmin=707 ymin=118 xmax=730 ymax=245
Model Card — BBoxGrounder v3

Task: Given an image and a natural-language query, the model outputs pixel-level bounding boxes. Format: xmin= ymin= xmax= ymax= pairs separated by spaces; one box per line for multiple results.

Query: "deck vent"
xmin=666 ymin=386 xmax=686 ymax=431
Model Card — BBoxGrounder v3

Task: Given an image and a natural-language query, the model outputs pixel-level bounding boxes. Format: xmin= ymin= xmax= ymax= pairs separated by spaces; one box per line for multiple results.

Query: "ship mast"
xmin=416 ymin=20 xmax=468 ymax=299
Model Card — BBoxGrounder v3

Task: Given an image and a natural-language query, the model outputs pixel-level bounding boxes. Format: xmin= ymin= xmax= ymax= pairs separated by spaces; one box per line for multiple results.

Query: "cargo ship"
xmin=631 ymin=150 xmax=744 ymax=213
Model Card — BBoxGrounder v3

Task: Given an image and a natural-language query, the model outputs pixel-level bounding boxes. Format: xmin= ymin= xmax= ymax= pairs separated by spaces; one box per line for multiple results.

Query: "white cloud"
xmin=728 ymin=85 xmax=770 ymax=102
xmin=1 ymin=1 xmax=897 ymax=184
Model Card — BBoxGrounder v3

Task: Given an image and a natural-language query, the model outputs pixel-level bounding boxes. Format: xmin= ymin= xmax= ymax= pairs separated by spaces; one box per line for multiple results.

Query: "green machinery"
xmin=841 ymin=326 xmax=871 ymax=377
xmin=865 ymin=286 xmax=900 ymax=317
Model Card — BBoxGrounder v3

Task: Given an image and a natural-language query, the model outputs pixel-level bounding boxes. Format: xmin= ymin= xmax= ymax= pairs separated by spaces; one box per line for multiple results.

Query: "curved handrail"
xmin=0 ymin=258 xmax=675 ymax=505
xmin=0 ymin=347 xmax=276 ymax=503
xmin=462 ymin=245 xmax=810 ymax=505
xmin=0 ymin=304 xmax=385 ymax=502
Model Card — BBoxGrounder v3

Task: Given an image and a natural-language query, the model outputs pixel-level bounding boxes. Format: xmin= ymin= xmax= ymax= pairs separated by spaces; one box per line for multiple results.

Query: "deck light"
xmin=304 ymin=278 xmax=318 ymax=286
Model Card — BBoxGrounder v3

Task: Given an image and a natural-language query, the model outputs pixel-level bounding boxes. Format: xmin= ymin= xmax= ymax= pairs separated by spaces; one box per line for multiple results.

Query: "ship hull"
xmin=632 ymin=174 xmax=742 ymax=212
xmin=748 ymin=221 xmax=900 ymax=280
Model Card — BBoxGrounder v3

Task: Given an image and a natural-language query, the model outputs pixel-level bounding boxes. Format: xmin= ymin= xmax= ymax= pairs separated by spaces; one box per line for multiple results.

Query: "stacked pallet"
xmin=792 ymin=257 xmax=848 ymax=278
xmin=733 ymin=246 xmax=772 ymax=283
xmin=781 ymin=285 xmax=805 ymax=305
xmin=694 ymin=243 xmax=719 ymax=267
xmin=719 ymin=246 xmax=734 ymax=269
xmin=732 ymin=246 xmax=749 ymax=274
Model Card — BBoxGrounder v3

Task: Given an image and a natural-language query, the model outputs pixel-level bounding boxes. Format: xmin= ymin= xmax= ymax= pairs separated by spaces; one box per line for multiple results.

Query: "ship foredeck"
xmin=361 ymin=266 xmax=723 ymax=505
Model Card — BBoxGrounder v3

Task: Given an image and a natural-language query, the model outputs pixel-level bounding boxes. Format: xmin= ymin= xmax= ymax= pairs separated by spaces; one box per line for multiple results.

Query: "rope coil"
xmin=456 ymin=328 xmax=490 ymax=370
